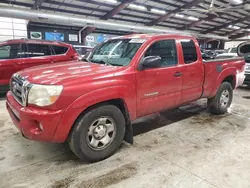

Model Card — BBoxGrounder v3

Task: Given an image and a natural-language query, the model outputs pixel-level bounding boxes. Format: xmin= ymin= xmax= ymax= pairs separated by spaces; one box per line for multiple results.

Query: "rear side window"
xmin=0 ymin=44 xmax=20 ymax=59
xmin=180 ymin=39 xmax=197 ymax=64
xmin=27 ymin=44 xmax=52 ymax=57
xmin=52 ymin=46 xmax=68 ymax=55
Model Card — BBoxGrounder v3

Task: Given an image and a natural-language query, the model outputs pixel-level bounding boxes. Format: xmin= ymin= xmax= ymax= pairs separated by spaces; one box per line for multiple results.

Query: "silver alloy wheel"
xmin=220 ymin=89 xmax=229 ymax=108
xmin=87 ymin=117 xmax=116 ymax=150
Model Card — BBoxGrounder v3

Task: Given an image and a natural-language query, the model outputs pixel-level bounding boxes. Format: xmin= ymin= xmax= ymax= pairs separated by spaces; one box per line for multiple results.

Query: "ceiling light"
xmin=151 ymin=8 xmax=166 ymax=14
xmin=188 ymin=16 xmax=199 ymax=21
xmin=231 ymin=0 xmax=243 ymax=4
xmin=103 ymin=0 xmax=118 ymax=3
xmin=228 ymin=25 xmax=240 ymax=29
xmin=128 ymin=4 xmax=147 ymax=11
xmin=175 ymin=14 xmax=184 ymax=18
xmin=233 ymin=26 xmax=240 ymax=29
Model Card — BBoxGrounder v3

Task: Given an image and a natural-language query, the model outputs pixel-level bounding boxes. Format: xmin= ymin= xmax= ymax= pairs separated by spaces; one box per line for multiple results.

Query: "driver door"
xmin=136 ymin=39 xmax=183 ymax=117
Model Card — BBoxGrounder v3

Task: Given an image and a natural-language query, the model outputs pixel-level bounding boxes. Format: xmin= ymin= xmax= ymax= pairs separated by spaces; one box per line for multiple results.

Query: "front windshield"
xmin=87 ymin=38 xmax=145 ymax=66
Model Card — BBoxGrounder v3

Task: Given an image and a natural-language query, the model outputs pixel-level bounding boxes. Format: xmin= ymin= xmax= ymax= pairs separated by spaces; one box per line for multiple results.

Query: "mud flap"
xmin=124 ymin=123 xmax=133 ymax=144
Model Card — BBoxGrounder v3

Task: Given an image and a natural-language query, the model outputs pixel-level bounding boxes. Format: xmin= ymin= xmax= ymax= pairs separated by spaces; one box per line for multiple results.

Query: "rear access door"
xmin=178 ymin=38 xmax=204 ymax=103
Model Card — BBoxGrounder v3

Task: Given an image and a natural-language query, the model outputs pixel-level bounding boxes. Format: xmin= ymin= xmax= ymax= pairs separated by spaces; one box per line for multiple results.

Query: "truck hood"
xmin=18 ymin=61 xmax=124 ymax=85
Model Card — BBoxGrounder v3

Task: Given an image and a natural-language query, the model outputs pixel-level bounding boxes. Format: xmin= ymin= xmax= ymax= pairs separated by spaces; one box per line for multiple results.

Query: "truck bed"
xmin=202 ymin=57 xmax=245 ymax=98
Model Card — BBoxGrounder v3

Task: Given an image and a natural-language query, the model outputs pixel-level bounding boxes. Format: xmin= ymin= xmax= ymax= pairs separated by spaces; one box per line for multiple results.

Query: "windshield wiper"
xmin=88 ymin=59 xmax=123 ymax=66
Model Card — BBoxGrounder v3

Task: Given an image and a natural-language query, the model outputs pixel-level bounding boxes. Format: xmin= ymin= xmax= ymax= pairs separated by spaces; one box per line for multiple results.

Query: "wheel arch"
xmin=210 ymin=67 xmax=236 ymax=97
xmin=221 ymin=75 xmax=235 ymax=89
xmin=73 ymin=98 xmax=131 ymax=127
xmin=69 ymin=98 xmax=134 ymax=144
xmin=53 ymin=86 xmax=136 ymax=143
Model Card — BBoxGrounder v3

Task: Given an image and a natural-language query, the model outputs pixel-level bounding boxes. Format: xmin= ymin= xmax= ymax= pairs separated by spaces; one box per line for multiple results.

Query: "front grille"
xmin=10 ymin=74 xmax=30 ymax=106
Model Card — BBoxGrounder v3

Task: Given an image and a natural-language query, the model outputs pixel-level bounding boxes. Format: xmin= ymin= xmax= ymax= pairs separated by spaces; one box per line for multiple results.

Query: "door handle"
xmin=173 ymin=72 xmax=182 ymax=77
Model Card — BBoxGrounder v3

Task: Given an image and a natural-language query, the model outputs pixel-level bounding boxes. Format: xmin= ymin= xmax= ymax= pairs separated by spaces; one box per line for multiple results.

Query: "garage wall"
xmin=0 ymin=17 xmax=28 ymax=42
xmin=27 ymin=24 xmax=80 ymax=45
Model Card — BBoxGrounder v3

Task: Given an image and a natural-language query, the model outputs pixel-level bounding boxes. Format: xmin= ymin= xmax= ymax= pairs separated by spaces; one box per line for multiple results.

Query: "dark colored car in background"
xmin=0 ymin=39 xmax=79 ymax=93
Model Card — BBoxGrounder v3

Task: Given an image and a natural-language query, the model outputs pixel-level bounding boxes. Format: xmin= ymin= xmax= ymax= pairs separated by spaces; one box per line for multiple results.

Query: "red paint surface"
xmin=0 ymin=39 xmax=79 ymax=86
xmin=6 ymin=34 xmax=245 ymax=143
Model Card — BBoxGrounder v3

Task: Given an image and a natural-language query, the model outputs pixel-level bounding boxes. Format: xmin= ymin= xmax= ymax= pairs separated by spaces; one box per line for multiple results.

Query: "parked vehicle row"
xmin=0 ymin=39 xmax=79 ymax=93
xmin=6 ymin=34 xmax=246 ymax=162
xmin=201 ymin=48 xmax=239 ymax=60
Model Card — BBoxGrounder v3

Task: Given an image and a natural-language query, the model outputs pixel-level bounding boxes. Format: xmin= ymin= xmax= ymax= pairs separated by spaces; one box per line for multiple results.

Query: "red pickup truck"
xmin=6 ymin=34 xmax=245 ymax=162
xmin=0 ymin=39 xmax=79 ymax=93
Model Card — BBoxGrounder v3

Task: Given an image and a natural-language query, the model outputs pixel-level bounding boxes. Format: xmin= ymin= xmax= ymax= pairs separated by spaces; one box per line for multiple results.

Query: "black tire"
xmin=68 ymin=105 xmax=125 ymax=162
xmin=208 ymin=82 xmax=233 ymax=115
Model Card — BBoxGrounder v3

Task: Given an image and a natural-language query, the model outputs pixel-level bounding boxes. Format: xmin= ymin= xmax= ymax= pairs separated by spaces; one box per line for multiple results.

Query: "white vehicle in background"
xmin=237 ymin=42 xmax=250 ymax=86
xmin=216 ymin=47 xmax=238 ymax=59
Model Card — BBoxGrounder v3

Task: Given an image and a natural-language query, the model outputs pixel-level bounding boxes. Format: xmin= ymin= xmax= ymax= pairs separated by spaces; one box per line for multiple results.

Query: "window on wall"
xmin=144 ymin=39 xmax=178 ymax=67
xmin=52 ymin=46 xmax=68 ymax=55
xmin=180 ymin=39 xmax=198 ymax=64
xmin=0 ymin=44 xmax=20 ymax=59
xmin=0 ymin=17 xmax=27 ymax=42
xmin=27 ymin=44 xmax=52 ymax=57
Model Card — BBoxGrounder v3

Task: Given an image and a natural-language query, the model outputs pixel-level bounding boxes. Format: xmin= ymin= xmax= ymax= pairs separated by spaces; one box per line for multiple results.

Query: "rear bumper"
xmin=244 ymin=73 xmax=250 ymax=85
xmin=6 ymin=92 xmax=65 ymax=142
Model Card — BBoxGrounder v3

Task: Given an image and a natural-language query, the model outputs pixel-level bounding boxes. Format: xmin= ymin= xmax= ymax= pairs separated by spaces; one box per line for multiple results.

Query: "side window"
xmin=144 ymin=39 xmax=178 ymax=67
xmin=0 ymin=44 xmax=20 ymax=59
xmin=52 ymin=46 xmax=68 ymax=55
xmin=19 ymin=44 xmax=28 ymax=58
xmin=27 ymin=44 xmax=52 ymax=57
xmin=180 ymin=39 xmax=198 ymax=64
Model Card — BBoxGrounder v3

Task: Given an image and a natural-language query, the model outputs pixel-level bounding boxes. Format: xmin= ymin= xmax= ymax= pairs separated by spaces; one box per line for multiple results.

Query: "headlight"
xmin=28 ymin=84 xmax=63 ymax=107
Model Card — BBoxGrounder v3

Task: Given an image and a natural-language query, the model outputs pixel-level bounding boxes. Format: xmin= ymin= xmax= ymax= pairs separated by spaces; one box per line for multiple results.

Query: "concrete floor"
xmin=0 ymin=88 xmax=250 ymax=188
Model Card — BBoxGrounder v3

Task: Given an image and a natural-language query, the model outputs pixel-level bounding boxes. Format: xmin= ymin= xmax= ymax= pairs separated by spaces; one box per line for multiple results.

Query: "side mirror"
xmin=139 ymin=56 xmax=162 ymax=70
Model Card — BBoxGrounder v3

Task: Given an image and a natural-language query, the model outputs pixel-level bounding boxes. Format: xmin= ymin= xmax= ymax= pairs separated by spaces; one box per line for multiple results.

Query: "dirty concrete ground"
xmin=0 ymin=87 xmax=250 ymax=188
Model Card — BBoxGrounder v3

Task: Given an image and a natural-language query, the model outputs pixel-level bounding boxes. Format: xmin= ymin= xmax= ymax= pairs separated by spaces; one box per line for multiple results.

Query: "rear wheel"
xmin=208 ymin=82 xmax=233 ymax=115
xmin=68 ymin=105 xmax=125 ymax=162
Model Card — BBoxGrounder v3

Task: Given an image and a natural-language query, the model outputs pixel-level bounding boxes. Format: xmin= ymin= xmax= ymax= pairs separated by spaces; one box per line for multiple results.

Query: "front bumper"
xmin=6 ymin=92 xmax=64 ymax=142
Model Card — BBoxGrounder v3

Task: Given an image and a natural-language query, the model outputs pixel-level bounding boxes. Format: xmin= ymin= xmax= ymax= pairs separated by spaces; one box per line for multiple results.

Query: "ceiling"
xmin=1 ymin=0 xmax=250 ymax=39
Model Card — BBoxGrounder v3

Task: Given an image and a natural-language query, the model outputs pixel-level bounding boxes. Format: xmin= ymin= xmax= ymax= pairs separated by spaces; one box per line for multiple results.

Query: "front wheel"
xmin=208 ymin=82 xmax=233 ymax=115
xmin=68 ymin=105 xmax=125 ymax=162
